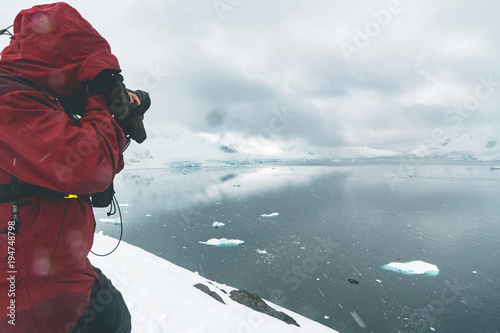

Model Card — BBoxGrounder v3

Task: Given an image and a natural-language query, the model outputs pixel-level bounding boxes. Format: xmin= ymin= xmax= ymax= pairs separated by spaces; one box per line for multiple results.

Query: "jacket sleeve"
xmin=0 ymin=89 xmax=127 ymax=195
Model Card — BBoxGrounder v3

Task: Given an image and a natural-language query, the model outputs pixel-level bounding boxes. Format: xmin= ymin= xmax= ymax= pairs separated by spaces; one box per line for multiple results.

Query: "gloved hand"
xmin=87 ymin=70 xmax=130 ymax=119
xmin=116 ymin=89 xmax=151 ymax=144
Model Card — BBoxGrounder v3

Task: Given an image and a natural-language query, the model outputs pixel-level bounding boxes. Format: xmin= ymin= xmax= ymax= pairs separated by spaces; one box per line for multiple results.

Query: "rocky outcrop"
xmin=192 ymin=284 xmax=300 ymax=327
xmin=193 ymin=283 xmax=225 ymax=304
xmin=229 ymin=289 xmax=300 ymax=327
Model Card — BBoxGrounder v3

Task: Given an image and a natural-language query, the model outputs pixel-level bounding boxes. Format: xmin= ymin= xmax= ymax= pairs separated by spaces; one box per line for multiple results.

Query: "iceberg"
xmin=199 ymin=238 xmax=245 ymax=247
xmin=261 ymin=212 xmax=279 ymax=218
xmin=212 ymin=221 xmax=225 ymax=228
xmin=381 ymin=260 xmax=439 ymax=276
xmin=98 ymin=217 xmax=121 ymax=225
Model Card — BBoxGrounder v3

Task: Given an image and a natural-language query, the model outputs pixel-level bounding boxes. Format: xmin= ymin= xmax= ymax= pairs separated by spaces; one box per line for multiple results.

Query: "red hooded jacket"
xmin=0 ymin=3 xmax=127 ymax=332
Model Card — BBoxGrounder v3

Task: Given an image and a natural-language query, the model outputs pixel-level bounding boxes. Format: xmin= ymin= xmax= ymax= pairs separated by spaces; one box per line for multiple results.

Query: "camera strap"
xmin=0 ymin=182 xmax=92 ymax=206
xmin=0 ymin=24 xmax=13 ymax=39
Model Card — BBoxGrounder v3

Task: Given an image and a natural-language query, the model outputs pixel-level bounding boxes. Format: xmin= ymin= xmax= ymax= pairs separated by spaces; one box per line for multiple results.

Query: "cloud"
xmin=2 ymin=0 xmax=500 ymax=151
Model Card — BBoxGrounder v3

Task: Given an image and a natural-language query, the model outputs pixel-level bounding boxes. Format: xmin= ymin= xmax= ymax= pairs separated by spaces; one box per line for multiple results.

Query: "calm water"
xmin=95 ymin=160 xmax=500 ymax=333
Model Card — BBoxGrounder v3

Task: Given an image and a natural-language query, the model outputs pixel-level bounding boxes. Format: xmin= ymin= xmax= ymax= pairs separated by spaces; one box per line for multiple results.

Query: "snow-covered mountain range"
xmin=124 ymin=125 xmax=500 ymax=168
xmin=409 ymin=127 xmax=500 ymax=162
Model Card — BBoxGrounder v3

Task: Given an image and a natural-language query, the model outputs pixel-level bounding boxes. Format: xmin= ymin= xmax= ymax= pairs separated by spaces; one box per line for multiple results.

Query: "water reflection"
xmin=110 ymin=166 xmax=343 ymax=217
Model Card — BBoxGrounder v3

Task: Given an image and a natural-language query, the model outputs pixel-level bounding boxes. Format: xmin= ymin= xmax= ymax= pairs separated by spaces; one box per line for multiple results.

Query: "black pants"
xmin=69 ymin=266 xmax=131 ymax=333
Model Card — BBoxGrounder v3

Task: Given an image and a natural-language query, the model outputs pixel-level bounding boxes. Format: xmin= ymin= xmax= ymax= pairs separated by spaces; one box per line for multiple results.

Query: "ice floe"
xmin=381 ymin=260 xmax=439 ymax=276
xmin=98 ymin=217 xmax=121 ymax=225
xmin=212 ymin=221 xmax=225 ymax=228
xmin=199 ymin=238 xmax=244 ymax=247
xmin=261 ymin=212 xmax=279 ymax=218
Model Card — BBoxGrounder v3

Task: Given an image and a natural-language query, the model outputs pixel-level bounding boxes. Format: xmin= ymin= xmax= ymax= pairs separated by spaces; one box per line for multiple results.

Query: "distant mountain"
xmin=123 ymin=126 xmax=403 ymax=169
xmin=123 ymin=125 xmax=499 ymax=169
xmin=410 ymin=127 xmax=500 ymax=161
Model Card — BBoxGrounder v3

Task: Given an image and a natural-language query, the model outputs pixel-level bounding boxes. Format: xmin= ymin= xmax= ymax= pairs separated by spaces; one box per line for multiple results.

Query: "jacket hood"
xmin=0 ymin=2 xmax=120 ymax=97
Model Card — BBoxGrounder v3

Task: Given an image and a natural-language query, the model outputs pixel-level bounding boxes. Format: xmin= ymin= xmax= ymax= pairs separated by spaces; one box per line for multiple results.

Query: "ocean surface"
xmin=95 ymin=159 xmax=500 ymax=333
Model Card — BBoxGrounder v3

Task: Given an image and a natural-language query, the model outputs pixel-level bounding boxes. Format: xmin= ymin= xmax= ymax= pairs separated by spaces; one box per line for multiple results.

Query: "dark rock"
xmin=193 ymin=283 xmax=226 ymax=304
xmin=220 ymin=145 xmax=238 ymax=153
xmin=229 ymin=289 xmax=299 ymax=327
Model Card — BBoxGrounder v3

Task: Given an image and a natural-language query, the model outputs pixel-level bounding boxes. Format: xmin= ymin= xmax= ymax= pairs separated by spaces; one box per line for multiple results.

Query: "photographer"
xmin=0 ymin=3 xmax=150 ymax=332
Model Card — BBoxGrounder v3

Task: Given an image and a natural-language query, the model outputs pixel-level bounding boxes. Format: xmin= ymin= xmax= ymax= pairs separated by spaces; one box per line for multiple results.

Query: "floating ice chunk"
xmin=212 ymin=221 xmax=225 ymax=228
xmin=381 ymin=260 xmax=439 ymax=276
xmin=472 ymin=271 xmax=477 ymax=274
xmin=146 ymin=214 xmax=152 ymax=217
xmin=199 ymin=238 xmax=244 ymax=247
xmin=119 ymin=203 xmax=131 ymax=207
xmin=491 ymin=166 xmax=500 ymax=170
xmin=98 ymin=217 xmax=121 ymax=225
xmin=376 ymin=279 xmax=382 ymax=283
xmin=261 ymin=212 xmax=279 ymax=218
xmin=256 ymin=249 xmax=267 ymax=254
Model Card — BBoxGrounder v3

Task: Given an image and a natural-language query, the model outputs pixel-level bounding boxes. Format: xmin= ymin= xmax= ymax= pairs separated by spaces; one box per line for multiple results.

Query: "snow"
xmin=349 ymin=311 xmax=367 ymax=328
xmin=381 ymin=260 xmax=439 ymax=276
xmin=261 ymin=212 xmax=279 ymax=218
xmin=199 ymin=238 xmax=245 ymax=247
xmin=90 ymin=232 xmax=338 ymax=332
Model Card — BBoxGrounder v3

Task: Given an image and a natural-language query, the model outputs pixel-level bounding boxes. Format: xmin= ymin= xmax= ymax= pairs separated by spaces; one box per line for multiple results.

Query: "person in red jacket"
xmin=0 ymin=3 xmax=149 ymax=332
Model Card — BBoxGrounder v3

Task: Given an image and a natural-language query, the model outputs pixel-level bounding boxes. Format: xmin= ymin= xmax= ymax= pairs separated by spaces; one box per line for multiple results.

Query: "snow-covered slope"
xmin=411 ymin=127 xmax=500 ymax=161
xmin=89 ymin=232 xmax=338 ymax=333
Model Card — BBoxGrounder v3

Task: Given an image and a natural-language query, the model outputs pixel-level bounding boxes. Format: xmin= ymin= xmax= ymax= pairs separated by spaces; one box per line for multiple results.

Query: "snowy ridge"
xmin=89 ymin=232 xmax=338 ymax=333
xmin=124 ymin=125 xmax=500 ymax=168
xmin=411 ymin=127 xmax=500 ymax=161
xmin=123 ymin=125 xmax=402 ymax=169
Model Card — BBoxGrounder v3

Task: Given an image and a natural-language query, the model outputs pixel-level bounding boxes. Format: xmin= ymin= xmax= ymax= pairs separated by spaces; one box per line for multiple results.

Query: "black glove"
xmin=87 ymin=70 xmax=130 ymax=119
xmin=116 ymin=89 xmax=151 ymax=144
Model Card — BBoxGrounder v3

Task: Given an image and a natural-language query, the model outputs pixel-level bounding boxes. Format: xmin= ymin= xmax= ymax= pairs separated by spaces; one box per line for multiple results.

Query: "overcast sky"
xmin=1 ymin=1 xmax=499 ymax=151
